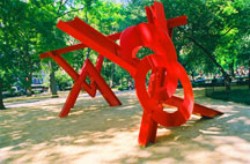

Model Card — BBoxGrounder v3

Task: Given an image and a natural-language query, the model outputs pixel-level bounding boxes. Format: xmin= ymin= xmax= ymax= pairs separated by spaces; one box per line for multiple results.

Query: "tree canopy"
xmin=0 ymin=0 xmax=249 ymax=109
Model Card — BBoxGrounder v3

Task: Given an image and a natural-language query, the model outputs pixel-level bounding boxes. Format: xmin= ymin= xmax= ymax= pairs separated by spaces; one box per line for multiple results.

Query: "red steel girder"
xmin=40 ymin=1 xmax=223 ymax=147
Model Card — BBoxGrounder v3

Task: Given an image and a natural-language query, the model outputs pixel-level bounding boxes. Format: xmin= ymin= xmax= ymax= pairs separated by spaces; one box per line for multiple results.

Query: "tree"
xmin=0 ymin=0 xmax=66 ymax=108
xmin=163 ymin=0 xmax=250 ymax=90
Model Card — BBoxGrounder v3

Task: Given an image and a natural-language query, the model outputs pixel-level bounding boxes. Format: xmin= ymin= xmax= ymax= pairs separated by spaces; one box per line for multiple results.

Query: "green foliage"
xmin=0 ymin=0 xmax=66 ymax=91
xmin=162 ymin=0 xmax=250 ymax=76
xmin=0 ymin=0 xmax=249 ymax=105
xmin=55 ymin=69 xmax=73 ymax=90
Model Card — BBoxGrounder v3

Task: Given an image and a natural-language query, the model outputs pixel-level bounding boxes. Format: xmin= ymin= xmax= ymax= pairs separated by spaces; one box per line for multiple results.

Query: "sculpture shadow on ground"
xmin=0 ymin=92 xmax=250 ymax=163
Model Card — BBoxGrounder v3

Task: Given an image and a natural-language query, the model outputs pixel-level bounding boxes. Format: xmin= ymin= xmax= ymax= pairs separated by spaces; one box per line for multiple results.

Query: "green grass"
xmin=207 ymin=88 xmax=250 ymax=105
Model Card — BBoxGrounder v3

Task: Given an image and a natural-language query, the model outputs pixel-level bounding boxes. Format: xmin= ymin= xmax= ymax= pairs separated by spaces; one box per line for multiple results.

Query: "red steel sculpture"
xmin=40 ymin=2 xmax=222 ymax=146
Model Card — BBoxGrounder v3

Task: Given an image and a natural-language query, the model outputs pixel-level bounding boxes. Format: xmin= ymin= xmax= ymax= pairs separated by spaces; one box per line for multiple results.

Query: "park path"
xmin=1 ymin=90 xmax=250 ymax=163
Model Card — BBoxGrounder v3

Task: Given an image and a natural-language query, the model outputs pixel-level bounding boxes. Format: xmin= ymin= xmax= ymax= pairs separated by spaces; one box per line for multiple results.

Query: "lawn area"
xmin=208 ymin=89 xmax=250 ymax=105
xmin=206 ymin=85 xmax=250 ymax=105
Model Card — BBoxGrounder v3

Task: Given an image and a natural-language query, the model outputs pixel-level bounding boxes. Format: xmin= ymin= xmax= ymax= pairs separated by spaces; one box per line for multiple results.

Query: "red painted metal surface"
xmin=40 ymin=1 xmax=222 ymax=146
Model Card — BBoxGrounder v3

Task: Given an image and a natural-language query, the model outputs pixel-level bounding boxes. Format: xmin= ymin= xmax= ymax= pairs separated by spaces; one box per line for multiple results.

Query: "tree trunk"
xmin=249 ymin=58 xmax=250 ymax=89
xmin=191 ymin=71 xmax=195 ymax=81
xmin=224 ymin=75 xmax=231 ymax=91
xmin=50 ymin=62 xmax=58 ymax=98
xmin=110 ymin=63 xmax=114 ymax=88
xmin=0 ymin=81 xmax=6 ymax=110
xmin=26 ymin=73 xmax=33 ymax=96
xmin=229 ymin=61 xmax=235 ymax=78
xmin=0 ymin=95 xmax=5 ymax=110
xmin=226 ymin=61 xmax=235 ymax=91
xmin=26 ymin=87 xmax=33 ymax=97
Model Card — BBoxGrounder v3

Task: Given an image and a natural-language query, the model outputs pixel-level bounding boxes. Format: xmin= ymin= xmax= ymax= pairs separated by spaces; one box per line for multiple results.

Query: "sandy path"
xmin=0 ymin=90 xmax=250 ymax=163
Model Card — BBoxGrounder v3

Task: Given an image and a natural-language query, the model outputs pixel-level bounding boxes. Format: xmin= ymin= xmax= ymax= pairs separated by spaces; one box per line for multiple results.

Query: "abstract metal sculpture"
xmin=40 ymin=2 xmax=222 ymax=146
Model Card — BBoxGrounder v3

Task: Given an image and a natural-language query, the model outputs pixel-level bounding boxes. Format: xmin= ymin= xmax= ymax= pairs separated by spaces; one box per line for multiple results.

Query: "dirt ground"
xmin=1 ymin=89 xmax=250 ymax=164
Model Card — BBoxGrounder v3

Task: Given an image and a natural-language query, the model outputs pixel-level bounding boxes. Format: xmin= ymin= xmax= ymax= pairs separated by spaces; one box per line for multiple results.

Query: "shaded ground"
xmin=0 ymin=89 xmax=250 ymax=163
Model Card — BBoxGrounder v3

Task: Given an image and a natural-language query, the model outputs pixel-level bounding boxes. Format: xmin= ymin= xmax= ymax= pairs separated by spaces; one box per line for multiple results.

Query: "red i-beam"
xmin=40 ymin=1 xmax=222 ymax=146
